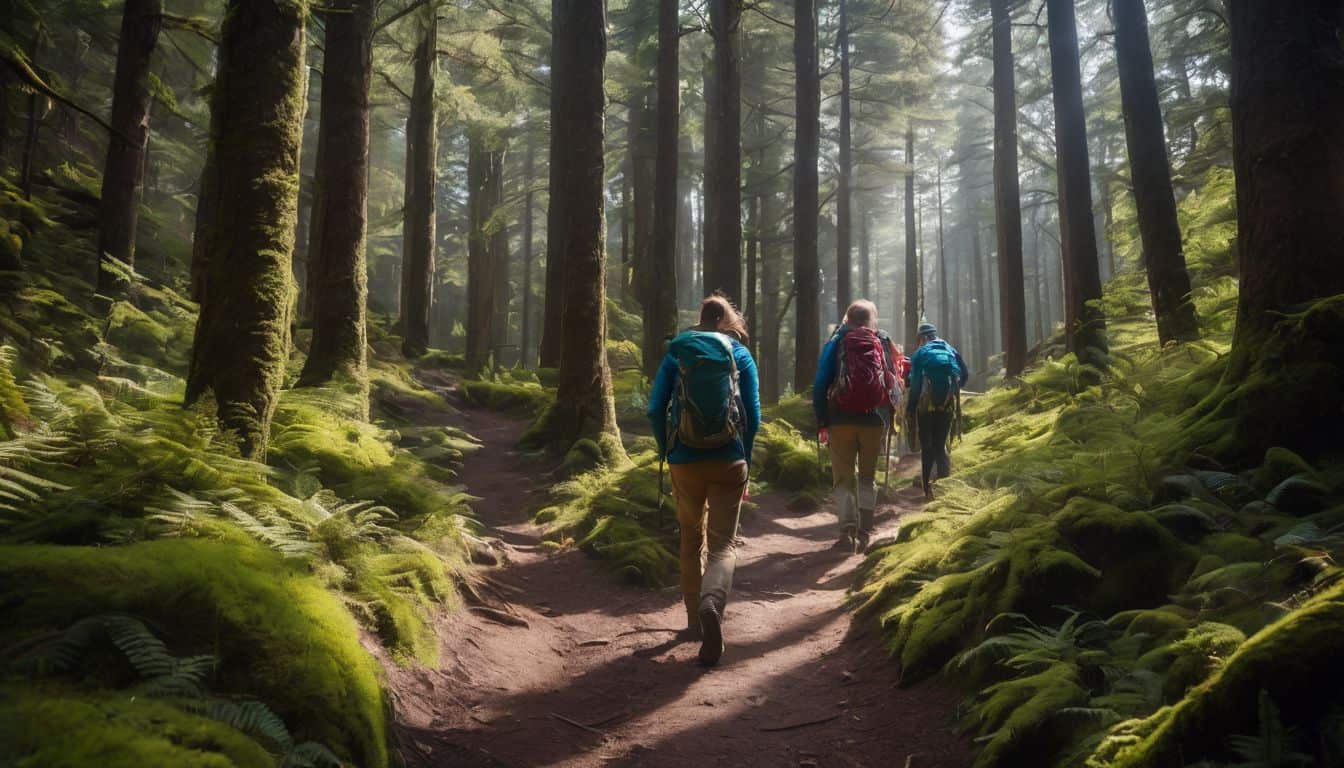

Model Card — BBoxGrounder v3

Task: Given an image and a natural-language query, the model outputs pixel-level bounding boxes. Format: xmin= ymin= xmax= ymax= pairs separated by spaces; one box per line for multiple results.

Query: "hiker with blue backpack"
xmin=646 ymin=295 xmax=761 ymax=667
xmin=813 ymin=300 xmax=903 ymax=554
xmin=905 ymin=321 xmax=969 ymax=500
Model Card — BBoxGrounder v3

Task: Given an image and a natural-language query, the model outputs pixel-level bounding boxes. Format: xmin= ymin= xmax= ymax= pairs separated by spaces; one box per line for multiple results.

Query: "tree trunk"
xmin=96 ymin=0 xmax=162 ymax=294
xmin=531 ymin=0 xmax=621 ymax=453
xmin=859 ymin=211 xmax=871 ymax=301
xmin=1114 ymin=0 xmax=1199 ymax=344
xmin=643 ymin=0 xmax=681 ymax=380
xmin=298 ymin=0 xmax=373 ymax=396
xmin=676 ymin=133 xmax=695 ymax=310
xmin=466 ymin=132 xmax=498 ymax=372
xmin=792 ymin=0 xmax=820 ymax=392
xmin=990 ymin=0 xmax=1027 ymax=376
xmin=521 ymin=137 xmax=536 ymax=369
xmin=936 ymin=162 xmax=948 ymax=333
xmin=745 ymin=190 xmax=758 ymax=353
xmin=970 ymin=216 xmax=989 ymax=374
xmin=1204 ymin=1 xmax=1344 ymax=463
xmin=185 ymin=0 xmax=306 ymax=458
xmin=490 ymin=148 xmax=509 ymax=364
xmin=834 ymin=0 xmax=852 ymax=318
xmin=1046 ymin=0 xmax=1107 ymax=363
xmin=903 ymin=126 xmax=919 ymax=349
xmin=398 ymin=9 xmax=438 ymax=358
xmin=538 ymin=0 xmax=569 ymax=369
xmin=703 ymin=0 xmax=743 ymax=305
xmin=760 ymin=184 xmax=781 ymax=404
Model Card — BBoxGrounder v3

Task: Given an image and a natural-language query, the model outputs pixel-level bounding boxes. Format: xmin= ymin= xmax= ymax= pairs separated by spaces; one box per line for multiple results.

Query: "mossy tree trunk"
xmin=1200 ymin=1 xmax=1344 ymax=462
xmin=1114 ymin=0 xmax=1199 ymax=345
xmin=298 ymin=0 xmax=373 ymax=399
xmin=703 ymin=0 xmax=742 ymax=305
xmin=990 ymin=0 xmax=1026 ymax=377
xmin=398 ymin=8 xmax=437 ymax=358
xmin=185 ymin=0 xmax=307 ymax=459
xmin=792 ymin=0 xmax=820 ymax=393
xmin=96 ymin=0 xmax=162 ymax=295
xmin=834 ymin=0 xmax=852 ymax=318
xmin=904 ymin=126 xmax=919 ymax=349
xmin=527 ymin=0 xmax=621 ymax=456
xmin=645 ymin=0 xmax=680 ymax=381
xmin=1046 ymin=0 xmax=1107 ymax=364
xmin=538 ymin=0 xmax=569 ymax=370
xmin=490 ymin=153 xmax=508 ymax=364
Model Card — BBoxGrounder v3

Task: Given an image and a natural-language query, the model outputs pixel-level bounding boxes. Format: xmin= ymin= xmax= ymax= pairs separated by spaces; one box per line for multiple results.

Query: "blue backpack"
xmin=917 ymin=340 xmax=961 ymax=412
xmin=666 ymin=330 xmax=742 ymax=450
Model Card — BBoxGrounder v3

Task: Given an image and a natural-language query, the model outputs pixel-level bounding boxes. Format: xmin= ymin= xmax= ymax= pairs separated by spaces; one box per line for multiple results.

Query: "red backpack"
xmin=829 ymin=328 xmax=895 ymax=413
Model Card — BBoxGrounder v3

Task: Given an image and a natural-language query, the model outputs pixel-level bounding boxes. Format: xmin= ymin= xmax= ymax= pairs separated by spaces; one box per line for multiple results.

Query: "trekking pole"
xmin=815 ymin=433 xmax=824 ymax=479
xmin=656 ymin=454 xmax=666 ymax=530
xmin=883 ymin=419 xmax=893 ymax=494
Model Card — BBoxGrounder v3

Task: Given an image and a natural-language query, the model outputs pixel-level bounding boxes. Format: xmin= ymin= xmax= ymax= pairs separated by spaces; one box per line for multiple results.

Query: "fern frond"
xmin=188 ymin=698 xmax=294 ymax=753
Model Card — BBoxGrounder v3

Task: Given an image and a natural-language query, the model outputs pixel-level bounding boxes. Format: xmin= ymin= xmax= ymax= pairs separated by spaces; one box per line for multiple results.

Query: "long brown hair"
xmin=696 ymin=294 xmax=749 ymax=344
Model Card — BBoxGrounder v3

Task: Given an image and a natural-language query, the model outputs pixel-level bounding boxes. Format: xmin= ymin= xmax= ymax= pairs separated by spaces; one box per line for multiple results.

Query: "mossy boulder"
xmin=1096 ymin=582 xmax=1344 ymax=767
xmin=0 ymin=688 xmax=274 ymax=768
xmin=1054 ymin=498 xmax=1197 ymax=611
xmin=0 ymin=541 xmax=389 ymax=767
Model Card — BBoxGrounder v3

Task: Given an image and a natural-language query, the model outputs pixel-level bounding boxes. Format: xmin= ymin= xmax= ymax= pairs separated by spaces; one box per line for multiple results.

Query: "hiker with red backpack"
xmin=646 ymin=296 xmax=761 ymax=667
xmin=905 ymin=321 xmax=969 ymax=500
xmin=812 ymin=300 xmax=903 ymax=553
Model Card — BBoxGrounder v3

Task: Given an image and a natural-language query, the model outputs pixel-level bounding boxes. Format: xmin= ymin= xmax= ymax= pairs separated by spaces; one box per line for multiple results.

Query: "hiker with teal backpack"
xmin=905 ymin=321 xmax=969 ymax=500
xmin=812 ymin=300 xmax=903 ymax=554
xmin=646 ymin=295 xmax=761 ymax=667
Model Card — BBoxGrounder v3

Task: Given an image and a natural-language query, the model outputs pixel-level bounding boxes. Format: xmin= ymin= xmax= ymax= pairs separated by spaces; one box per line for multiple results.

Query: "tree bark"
xmin=540 ymin=0 xmax=620 ymax=451
xmin=859 ymin=211 xmax=871 ymax=301
xmin=185 ymin=0 xmax=306 ymax=458
xmin=466 ymin=131 xmax=501 ymax=372
xmin=644 ymin=0 xmax=680 ymax=380
xmin=521 ymin=137 xmax=535 ymax=368
xmin=96 ymin=0 xmax=162 ymax=294
xmin=538 ymin=0 xmax=569 ymax=369
xmin=1114 ymin=0 xmax=1199 ymax=344
xmin=936 ymin=162 xmax=948 ymax=334
xmin=991 ymin=0 xmax=1027 ymax=377
xmin=299 ymin=0 xmax=373 ymax=396
xmin=792 ymin=0 xmax=820 ymax=392
xmin=703 ymin=0 xmax=743 ymax=305
xmin=970 ymin=215 xmax=989 ymax=374
xmin=630 ymin=89 xmax=656 ymax=307
xmin=834 ymin=0 xmax=852 ymax=318
xmin=490 ymin=148 xmax=509 ymax=364
xmin=760 ymin=184 xmax=781 ymax=404
xmin=676 ymin=133 xmax=695 ymax=310
xmin=398 ymin=9 xmax=438 ymax=357
xmin=1046 ymin=0 xmax=1107 ymax=363
xmin=904 ymin=126 xmax=919 ymax=349
xmin=745 ymin=189 xmax=758 ymax=353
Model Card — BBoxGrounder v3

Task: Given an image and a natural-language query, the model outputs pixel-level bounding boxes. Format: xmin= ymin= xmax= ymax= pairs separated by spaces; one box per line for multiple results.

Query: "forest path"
xmin=384 ymin=398 xmax=972 ymax=768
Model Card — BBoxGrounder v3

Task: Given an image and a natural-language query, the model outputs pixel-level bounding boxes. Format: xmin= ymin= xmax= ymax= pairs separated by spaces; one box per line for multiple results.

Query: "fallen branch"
xmin=758 ymin=713 xmax=841 ymax=732
xmin=468 ymin=606 xmax=530 ymax=628
xmin=549 ymin=711 xmax=605 ymax=735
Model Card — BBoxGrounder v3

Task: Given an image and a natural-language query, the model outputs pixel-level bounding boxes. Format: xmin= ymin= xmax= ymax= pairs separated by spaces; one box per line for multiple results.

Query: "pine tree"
xmin=299 ymin=0 xmax=375 ymax=398
xmin=398 ymin=6 xmax=438 ymax=358
xmin=990 ymin=0 xmax=1027 ymax=377
xmin=645 ymin=0 xmax=680 ymax=381
xmin=792 ymin=0 xmax=820 ymax=392
xmin=96 ymin=0 xmax=162 ymax=295
xmin=185 ymin=0 xmax=307 ymax=458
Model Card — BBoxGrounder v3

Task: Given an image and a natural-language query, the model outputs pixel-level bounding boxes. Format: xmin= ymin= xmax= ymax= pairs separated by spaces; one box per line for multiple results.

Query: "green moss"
xmin=965 ymin=663 xmax=1090 ymax=768
xmin=459 ymin=378 xmax=553 ymax=416
xmin=1095 ymin=581 xmax=1344 ymax=767
xmin=0 ymin=540 xmax=389 ymax=767
xmin=605 ymin=297 xmax=642 ymax=343
xmin=0 ymin=687 xmax=273 ymax=768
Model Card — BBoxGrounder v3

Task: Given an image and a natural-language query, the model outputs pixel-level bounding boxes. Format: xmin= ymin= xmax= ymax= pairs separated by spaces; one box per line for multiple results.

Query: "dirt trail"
xmin=384 ymin=403 xmax=972 ymax=768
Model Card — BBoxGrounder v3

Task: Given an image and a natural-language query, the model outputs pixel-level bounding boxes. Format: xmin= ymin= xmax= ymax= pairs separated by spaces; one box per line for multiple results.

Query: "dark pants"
xmin=917 ymin=409 xmax=954 ymax=491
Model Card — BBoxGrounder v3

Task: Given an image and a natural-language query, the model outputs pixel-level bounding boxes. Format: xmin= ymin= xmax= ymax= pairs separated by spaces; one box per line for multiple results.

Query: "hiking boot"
xmin=697 ymin=595 xmax=725 ymax=667
xmin=856 ymin=509 xmax=875 ymax=554
xmin=832 ymin=525 xmax=857 ymax=552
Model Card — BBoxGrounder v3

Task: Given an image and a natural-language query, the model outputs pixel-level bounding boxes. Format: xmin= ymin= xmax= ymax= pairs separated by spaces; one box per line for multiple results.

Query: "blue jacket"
xmin=906 ymin=338 xmax=969 ymax=412
xmin=812 ymin=325 xmax=896 ymax=428
xmin=646 ymin=335 xmax=761 ymax=465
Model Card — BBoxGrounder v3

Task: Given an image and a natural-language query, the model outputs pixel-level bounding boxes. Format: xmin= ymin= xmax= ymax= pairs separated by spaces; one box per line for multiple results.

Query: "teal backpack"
xmin=665 ymin=330 xmax=742 ymax=450
xmin=917 ymin=340 xmax=961 ymax=412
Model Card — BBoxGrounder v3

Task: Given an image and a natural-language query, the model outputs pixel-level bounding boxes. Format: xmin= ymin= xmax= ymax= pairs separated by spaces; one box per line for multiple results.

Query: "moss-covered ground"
xmin=0 ymin=177 xmax=478 ymax=766
xmin=850 ymin=166 xmax=1344 ymax=767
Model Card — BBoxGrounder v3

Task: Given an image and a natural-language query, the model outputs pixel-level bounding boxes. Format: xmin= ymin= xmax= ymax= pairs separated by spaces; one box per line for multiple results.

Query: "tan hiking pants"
xmin=670 ymin=460 xmax=749 ymax=621
xmin=828 ymin=423 xmax=884 ymax=527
